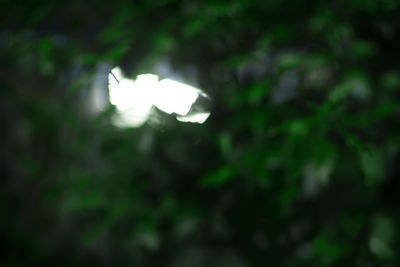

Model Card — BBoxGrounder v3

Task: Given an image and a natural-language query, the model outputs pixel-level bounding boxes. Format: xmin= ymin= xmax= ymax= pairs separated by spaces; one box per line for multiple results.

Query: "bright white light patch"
xmin=152 ymin=79 xmax=199 ymax=115
xmin=108 ymin=68 xmax=157 ymax=127
xmin=108 ymin=67 xmax=210 ymax=127
xmin=177 ymin=112 xmax=210 ymax=123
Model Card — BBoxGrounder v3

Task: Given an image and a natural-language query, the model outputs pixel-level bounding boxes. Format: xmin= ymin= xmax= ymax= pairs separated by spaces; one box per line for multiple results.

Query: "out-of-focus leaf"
xmin=314 ymin=234 xmax=349 ymax=265
xmin=350 ymin=40 xmax=375 ymax=58
xmin=360 ymin=148 xmax=384 ymax=187
xmin=98 ymin=27 xmax=130 ymax=44
xmin=201 ymin=165 xmax=235 ymax=187
xmin=369 ymin=215 xmax=394 ymax=260
xmin=104 ymin=42 xmax=130 ymax=61
xmin=381 ymin=71 xmax=400 ymax=90
xmin=276 ymin=52 xmax=302 ymax=71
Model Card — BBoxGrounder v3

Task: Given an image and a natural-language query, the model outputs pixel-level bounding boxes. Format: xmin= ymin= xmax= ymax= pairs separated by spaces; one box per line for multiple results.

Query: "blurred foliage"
xmin=1 ymin=0 xmax=400 ymax=266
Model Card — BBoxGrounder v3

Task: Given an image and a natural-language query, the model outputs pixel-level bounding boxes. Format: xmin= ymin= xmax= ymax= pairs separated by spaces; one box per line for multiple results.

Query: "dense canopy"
xmin=1 ymin=0 xmax=400 ymax=266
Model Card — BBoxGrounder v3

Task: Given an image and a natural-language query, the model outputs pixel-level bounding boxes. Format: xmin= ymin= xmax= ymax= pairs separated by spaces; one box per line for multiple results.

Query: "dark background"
xmin=1 ymin=0 xmax=400 ymax=266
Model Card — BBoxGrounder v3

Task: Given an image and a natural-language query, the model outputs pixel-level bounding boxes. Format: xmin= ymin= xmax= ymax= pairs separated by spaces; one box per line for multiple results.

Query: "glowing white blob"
xmin=108 ymin=68 xmax=157 ymax=127
xmin=107 ymin=66 xmax=210 ymax=127
xmin=153 ymin=78 xmax=199 ymax=115
xmin=109 ymin=66 xmax=124 ymax=82
xmin=177 ymin=112 xmax=210 ymax=123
